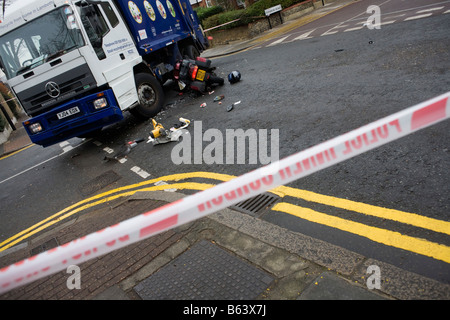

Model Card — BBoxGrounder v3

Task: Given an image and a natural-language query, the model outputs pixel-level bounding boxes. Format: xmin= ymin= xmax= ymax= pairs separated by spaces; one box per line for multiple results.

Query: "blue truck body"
xmin=115 ymin=0 xmax=206 ymax=56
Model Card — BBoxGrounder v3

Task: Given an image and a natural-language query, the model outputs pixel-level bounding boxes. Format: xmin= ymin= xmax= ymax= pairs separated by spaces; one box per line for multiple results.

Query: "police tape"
xmin=0 ymin=92 xmax=449 ymax=294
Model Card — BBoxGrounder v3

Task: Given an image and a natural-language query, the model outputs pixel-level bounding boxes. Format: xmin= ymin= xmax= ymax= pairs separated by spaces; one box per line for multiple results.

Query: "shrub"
xmin=202 ymin=0 xmax=310 ymax=30
xmin=203 ymin=9 xmax=247 ymax=30
xmin=194 ymin=6 xmax=224 ymax=24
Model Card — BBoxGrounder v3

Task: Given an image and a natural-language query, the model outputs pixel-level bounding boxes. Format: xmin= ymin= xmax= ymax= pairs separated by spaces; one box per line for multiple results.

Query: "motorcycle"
xmin=173 ymin=57 xmax=224 ymax=94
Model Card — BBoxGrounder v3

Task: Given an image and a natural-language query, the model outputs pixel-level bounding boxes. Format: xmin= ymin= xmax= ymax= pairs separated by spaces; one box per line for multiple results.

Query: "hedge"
xmin=202 ymin=0 xmax=311 ymax=30
xmin=194 ymin=6 xmax=224 ymax=25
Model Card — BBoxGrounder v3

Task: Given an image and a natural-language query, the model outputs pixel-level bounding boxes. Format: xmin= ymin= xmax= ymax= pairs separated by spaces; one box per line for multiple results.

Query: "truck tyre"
xmin=131 ymin=73 xmax=164 ymax=119
xmin=182 ymin=44 xmax=200 ymax=59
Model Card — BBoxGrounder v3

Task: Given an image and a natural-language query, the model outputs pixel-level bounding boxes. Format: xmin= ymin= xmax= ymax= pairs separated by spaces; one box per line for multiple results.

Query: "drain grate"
xmin=229 ymin=192 xmax=279 ymax=216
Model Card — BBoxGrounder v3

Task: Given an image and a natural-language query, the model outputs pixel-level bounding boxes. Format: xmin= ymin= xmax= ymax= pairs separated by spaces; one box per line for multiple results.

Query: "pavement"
xmin=1 ymin=0 xmax=450 ymax=302
xmin=0 ymin=114 xmax=32 ymax=160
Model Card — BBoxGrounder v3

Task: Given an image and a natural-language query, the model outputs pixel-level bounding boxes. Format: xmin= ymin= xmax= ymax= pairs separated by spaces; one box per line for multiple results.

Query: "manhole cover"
xmin=79 ymin=170 xmax=121 ymax=196
xmin=134 ymin=240 xmax=273 ymax=300
xmin=229 ymin=192 xmax=279 ymax=216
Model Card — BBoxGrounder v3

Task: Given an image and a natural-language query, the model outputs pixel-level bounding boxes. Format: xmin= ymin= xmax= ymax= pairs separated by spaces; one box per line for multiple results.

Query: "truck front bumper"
xmin=23 ymin=89 xmax=124 ymax=147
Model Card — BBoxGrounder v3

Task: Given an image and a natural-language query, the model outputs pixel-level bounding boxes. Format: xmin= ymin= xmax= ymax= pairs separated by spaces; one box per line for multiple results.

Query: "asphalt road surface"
xmin=1 ymin=0 xmax=449 ymax=286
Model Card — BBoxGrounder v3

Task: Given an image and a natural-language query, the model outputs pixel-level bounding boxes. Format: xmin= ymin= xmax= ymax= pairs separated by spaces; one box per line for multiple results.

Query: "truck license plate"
xmin=196 ymin=69 xmax=206 ymax=81
xmin=57 ymin=106 xmax=80 ymax=120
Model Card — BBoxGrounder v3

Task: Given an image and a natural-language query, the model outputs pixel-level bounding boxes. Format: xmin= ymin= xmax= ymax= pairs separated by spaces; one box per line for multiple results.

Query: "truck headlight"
xmin=28 ymin=122 xmax=43 ymax=134
xmin=93 ymin=97 xmax=108 ymax=109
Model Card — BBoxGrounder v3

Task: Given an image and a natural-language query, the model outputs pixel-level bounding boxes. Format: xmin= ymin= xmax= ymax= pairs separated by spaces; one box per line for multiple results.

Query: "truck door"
xmin=77 ymin=1 xmax=142 ymax=111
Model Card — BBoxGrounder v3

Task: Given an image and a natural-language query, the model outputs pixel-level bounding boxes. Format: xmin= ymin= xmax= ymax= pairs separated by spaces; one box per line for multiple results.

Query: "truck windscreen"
xmin=0 ymin=5 xmax=85 ymax=79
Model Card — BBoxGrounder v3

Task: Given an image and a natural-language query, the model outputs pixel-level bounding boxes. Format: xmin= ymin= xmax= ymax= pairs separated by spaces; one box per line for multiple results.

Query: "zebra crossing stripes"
xmin=251 ymin=5 xmax=450 ymax=50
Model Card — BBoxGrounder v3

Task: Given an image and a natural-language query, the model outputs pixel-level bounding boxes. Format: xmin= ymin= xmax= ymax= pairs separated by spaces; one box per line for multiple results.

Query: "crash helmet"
xmin=228 ymin=70 xmax=241 ymax=84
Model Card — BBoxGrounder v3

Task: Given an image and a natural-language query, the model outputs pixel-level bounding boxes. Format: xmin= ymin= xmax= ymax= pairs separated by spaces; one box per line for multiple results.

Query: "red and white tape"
xmin=0 ymin=92 xmax=449 ymax=294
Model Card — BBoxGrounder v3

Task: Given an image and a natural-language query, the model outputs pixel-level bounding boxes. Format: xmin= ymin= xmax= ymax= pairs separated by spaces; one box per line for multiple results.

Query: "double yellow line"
xmin=0 ymin=172 xmax=229 ymax=252
xmin=1 ymin=171 xmax=449 ymax=264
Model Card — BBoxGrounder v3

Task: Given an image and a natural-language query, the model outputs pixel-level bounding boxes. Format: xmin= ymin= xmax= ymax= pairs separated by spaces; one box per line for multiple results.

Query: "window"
xmin=0 ymin=6 xmax=84 ymax=78
xmin=101 ymin=3 xmax=119 ymax=28
xmin=80 ymin=4 xmax=109 ymax=60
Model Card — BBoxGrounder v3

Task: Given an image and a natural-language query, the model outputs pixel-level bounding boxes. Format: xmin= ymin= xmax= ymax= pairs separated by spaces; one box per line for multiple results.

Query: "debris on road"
xmin=104 ymin=138 xmax=144 ymax=161
xmin=147 ymin=117 xmax=191 ymax=145
xmin=226 ymin=100 xmax=241 ymax=112
xmin=213 ymin=95 xmax=225 ymax=102
xmin=228 ymin=70 xmax=241 ymax=84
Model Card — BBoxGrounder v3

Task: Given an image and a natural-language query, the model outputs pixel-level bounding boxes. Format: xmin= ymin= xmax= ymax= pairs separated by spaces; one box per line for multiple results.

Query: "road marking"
xmin=62 ymin=145 xmax=74 ymax=153
xmin=0 ymin=140 xmax=90 ymax=185
xmin=0 ymin=181 xmax=214 ymax=251
xmin=245 ymin=0 xmax=357 ymax=51
xmin=154 ymin=180 xmax=177 ymax=192
xmin=275 ymin=186 xmax=450 ymax=236
xmin=131 ymin=166 xmax=150 ymax=179
xmin=343 ymin=26 xmax=364 ymax=32
xmin=373 ymin=20 xmax=396 ymax=27
xmin=291 ymin=29 xmax=315 ymax=41
xmin=416 ymin=6 xmax=444 ymax=13
xmin=1 ymin=170 xmax=449 ymax=265
xmin=0 ymin=154 xmax=59 ymax=185
xmin=404 ymin=13 xmax=433 ymax=21
xmin=103 ymin=147 xmax=114 ymax=154
xmin=321 ymin=29 xmax=338 ymax=36
xmin=272 ymin=202 xmax=450 ymax=264
xmin=0 ymin=144 xmax=34 ymax=161
xmin=267 ymin=36 xmax=289 ymax=46
xmin=444 ymin=9 xmax=450 ymax=14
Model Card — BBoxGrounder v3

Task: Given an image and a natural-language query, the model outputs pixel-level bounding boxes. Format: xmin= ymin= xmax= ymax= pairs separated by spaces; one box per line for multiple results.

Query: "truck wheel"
xmin=131 ymin=73 xmax=164 ymax=119
xmin=182 ymin=44 xmax=200 ymax=59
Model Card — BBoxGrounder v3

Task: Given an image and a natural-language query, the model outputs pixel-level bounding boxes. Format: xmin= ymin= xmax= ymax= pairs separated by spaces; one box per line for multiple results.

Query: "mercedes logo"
xmin=45 ymin=81 xmax=60 ymax=98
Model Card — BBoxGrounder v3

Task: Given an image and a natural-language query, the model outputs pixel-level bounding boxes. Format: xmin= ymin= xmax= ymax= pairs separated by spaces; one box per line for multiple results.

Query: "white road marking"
xmin=404 ymin=13 xmax=433 ymax=21
xmin=103 ymin=147 xmax=114 ymax=154
xmin=371 ymin=20 xmax=396 ymax=28
xmin=131 ymin=166 xmax=150 ymax=179
xmin=344 ymin=26 xmax=364 ymax=32
xmin=267 ymin=36 xmax=289 ymax=46
xmin=154 ymin=180 xmax=177 ymax=192
xmin=416 ymin=6 xmax=444 ymax=13
xmin=321 ymin=30 xmax=338 ymax=36
xmin=0 ymin=140 xmax=90 ymax=185
xmin=291 ymin=29 xmax=316 ymax=41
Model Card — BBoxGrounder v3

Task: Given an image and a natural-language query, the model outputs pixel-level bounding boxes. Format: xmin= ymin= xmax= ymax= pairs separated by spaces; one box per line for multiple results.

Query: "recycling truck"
xmin=0 ymin=0 xmax=208 ymax=147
